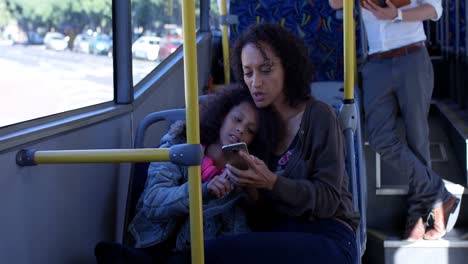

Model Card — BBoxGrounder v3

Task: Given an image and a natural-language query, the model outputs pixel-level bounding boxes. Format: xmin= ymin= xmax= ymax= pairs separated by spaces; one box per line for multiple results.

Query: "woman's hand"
xmin=226 ymin=151 xmax=278 ymax=190
xmin=207 ymin=171 xmax=233 ymax=198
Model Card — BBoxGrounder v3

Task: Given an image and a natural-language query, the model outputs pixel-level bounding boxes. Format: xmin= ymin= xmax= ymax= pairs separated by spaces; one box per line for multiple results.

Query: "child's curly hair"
xmin=200 ymin=83 xmax=280 ymax=166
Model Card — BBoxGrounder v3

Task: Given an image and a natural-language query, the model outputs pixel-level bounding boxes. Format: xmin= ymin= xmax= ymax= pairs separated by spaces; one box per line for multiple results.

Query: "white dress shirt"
xmin=361 ymin=0 xmax=442 ymax=54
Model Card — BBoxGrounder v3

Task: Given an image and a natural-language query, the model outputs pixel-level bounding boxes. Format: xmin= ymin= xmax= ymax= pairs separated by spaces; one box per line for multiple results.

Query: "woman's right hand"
xmin=207 ymin=171 xmax=234 ymax=198
xmin=226 ymin=151 xmax=278 ymax=190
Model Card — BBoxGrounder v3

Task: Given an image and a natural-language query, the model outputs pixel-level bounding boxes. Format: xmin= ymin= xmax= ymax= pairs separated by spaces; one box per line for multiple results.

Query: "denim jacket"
xmin=129 ymin=121 xmax=250 ymax=251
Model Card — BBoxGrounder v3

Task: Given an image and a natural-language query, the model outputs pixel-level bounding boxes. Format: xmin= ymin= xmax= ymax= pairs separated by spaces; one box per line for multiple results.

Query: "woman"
xmin=127 ymin=84 xmax=278 ymax=263
xmin=203 ymin=24 xmax=359 ymax=264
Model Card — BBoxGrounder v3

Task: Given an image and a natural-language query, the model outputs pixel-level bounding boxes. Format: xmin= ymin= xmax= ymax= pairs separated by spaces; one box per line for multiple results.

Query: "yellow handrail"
xmin=343 ymin=0 xmax=356 ymax=100
xmin=220 ymin=0 xmax=230 ymax=84
xmin=181 ymin=0 xmax=205 ymax=263
xmin=32 ymin=149 xmax=170 ymax=164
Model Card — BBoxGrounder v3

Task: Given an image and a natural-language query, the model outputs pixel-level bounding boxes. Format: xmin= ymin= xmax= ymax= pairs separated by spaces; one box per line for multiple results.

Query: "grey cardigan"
xmin=129 ymin=121 xmax=250 ymax=250
xmin=269 ymin=99 xmax=359 ymax=230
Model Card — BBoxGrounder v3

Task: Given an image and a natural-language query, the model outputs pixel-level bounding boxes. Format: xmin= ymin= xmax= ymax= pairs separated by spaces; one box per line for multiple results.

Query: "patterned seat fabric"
xmin=229 ymin=0 xmax=363 ymax=81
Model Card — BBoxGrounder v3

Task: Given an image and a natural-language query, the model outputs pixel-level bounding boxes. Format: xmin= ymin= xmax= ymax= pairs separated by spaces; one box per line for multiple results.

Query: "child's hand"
xmin=207 ymin=171 xmax=234 ymax=198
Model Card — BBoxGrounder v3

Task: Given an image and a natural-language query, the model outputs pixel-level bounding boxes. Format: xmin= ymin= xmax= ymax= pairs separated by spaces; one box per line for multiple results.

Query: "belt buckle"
xmin=394 ymin=47 xmax=406 ymax=57
xmin=382 ymin=48 xmax=400 ymax=59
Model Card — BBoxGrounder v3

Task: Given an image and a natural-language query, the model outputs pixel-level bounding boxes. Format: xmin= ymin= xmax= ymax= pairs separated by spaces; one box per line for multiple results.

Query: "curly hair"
xmin=231 ymin=23 xmax=314 ymax=107
xmin=199 ymin=83 xmax=279 ymax=165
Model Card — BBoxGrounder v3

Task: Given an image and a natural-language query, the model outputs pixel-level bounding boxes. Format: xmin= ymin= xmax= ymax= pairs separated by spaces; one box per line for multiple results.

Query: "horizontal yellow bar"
xmin=34 ymin=148 xmax=170 ymax=164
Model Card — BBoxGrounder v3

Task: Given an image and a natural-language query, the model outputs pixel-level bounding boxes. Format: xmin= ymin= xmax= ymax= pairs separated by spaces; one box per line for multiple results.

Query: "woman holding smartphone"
xmin=202 ymin=24 xmax=359 ymax=264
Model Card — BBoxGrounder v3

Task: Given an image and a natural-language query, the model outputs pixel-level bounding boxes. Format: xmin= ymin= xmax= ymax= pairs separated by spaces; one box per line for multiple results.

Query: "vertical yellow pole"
xmin=220 ymin=0 xmax=230 ymax=84
xmin=344 ymin=0 xmax=356 ymax=100
xmin=181 ymin=1 xmax=204 ymax=263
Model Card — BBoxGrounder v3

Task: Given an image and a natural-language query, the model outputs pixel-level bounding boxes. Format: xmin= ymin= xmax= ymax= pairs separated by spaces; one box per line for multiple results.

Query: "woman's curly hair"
xmin=199 ymin=83 xmax=280 ymax=165
xmin=231 ymin=23 xmax=313 ymax=107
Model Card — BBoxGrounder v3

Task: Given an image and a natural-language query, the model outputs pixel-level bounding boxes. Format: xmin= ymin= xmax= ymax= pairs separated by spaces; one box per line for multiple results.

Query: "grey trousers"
xmin=362 ymin=47 xmax=451 ymax=218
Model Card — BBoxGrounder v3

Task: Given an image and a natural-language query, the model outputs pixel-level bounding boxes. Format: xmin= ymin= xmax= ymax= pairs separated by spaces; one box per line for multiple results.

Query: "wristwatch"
xmin=392 ymin=8 xmax=403 ymax=23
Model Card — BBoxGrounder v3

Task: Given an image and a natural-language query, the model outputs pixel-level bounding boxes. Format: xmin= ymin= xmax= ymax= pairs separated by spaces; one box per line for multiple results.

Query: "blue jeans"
xmin=201 ymin=218 xmax=357 ymax=264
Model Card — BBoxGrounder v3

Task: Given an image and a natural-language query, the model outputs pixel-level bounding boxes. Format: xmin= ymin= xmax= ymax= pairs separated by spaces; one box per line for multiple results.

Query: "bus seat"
xmin=95 ymin=109 xmax=187 ymax=264
xmin=123 ymin=95 xmax=212 ymax=245
xmin=209 ymin=30 xmax=226 ymax=86
xmin=229 ymin=0 xmax=364 ymax=82
xmin=312 ymin=81 xmax=367 ymax=263
xmin=123 ymin=109 xmax=186 ymax=245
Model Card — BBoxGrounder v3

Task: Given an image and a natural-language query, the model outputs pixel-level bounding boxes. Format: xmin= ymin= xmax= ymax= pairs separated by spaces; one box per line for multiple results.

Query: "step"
xmin=434 ymin=100 xmax=468 ymax=186
xmin=364 ymin=228 xmax=468 ymax=264
xmin=366 ymin=181 xmax=468 ymax=231
xmin=375 ymin=181 xmax=466 ymax=196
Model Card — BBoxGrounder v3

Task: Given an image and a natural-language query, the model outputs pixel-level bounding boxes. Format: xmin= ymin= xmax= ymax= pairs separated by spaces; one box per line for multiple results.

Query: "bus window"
xmin=0 ymin=0 xmax=113 ymax=127
xmin=210 ymin=0 xmax=222 ymax=31
xmin=131 ymin=0 xmax=201 ymax=88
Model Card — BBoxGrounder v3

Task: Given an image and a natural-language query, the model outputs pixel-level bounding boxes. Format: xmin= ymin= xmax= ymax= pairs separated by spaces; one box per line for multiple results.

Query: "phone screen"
xmin=222 ymin=142 xmax=249 ymax=170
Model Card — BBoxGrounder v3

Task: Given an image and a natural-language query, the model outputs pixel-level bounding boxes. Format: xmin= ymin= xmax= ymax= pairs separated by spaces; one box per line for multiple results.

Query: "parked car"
xmin=158 ymin=35 xmax=183 ymax=60
xmin=73 ymin=34 xmax=92 ymax=53
xmin=132 ymin=36 xmax=161 ymax=61
xmin=26 ymin=31 xmax=44 ymax=45
xmin=89 ymin=35 xmax=112 ymax=56
xmin=43 ymin=32 xmax=69 ymax=51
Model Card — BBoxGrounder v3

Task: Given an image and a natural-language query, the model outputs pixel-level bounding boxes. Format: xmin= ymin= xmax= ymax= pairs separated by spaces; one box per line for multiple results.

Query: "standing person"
xmin=201 ymin=23 xmax=359 ymax=264
xmin=328 ymin=0 xmax=460 ymax=240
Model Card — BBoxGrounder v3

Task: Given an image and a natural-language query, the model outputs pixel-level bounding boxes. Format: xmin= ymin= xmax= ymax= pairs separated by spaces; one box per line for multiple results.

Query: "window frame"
xmin=0 ymin=0 xmax=128 ymax=153
xmin=0 ymin=0 xmax=210 ymax=153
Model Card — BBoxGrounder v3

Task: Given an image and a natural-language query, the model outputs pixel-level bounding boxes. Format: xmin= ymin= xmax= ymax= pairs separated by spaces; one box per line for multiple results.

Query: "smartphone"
xmin=222 ymin=142 xmax=249 ymax=170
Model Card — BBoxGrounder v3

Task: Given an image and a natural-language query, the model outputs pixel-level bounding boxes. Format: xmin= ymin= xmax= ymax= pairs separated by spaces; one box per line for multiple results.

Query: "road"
xmin=0 ymin=44 xmax=159 ymax=127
